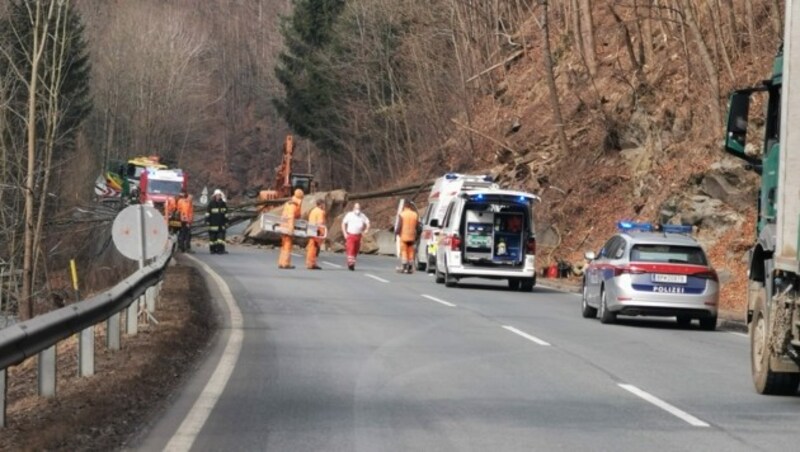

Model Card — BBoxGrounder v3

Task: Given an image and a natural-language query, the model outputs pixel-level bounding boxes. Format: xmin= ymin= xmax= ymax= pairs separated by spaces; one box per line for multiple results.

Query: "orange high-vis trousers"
xmin=400 ymin=240 xmax=415 ymax=264
xmin=306 ymin=238 xmax=320 ymax=268
xmin=279 ymin=235 xmax=293 ymax=267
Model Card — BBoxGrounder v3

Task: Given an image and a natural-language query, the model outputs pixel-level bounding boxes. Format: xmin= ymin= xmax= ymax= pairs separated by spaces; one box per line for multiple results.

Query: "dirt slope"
xmin=425 ymin=4 xmax=783 ymax=314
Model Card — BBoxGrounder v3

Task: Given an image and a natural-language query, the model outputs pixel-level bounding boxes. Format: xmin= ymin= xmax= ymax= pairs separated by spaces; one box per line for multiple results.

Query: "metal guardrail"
xmin=0 ymin=241 xmax=174 ymax=428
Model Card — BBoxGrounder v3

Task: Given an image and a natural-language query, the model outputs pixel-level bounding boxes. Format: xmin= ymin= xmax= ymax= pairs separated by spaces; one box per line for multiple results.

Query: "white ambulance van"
xmin=416 ymin=174 xmax=497 ymax=271
xmin=434 ymin=188 xmax=540 ymax=291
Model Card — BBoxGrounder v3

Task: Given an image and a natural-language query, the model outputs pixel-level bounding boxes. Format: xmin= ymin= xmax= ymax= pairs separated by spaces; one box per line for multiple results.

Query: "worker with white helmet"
xmin=205 ymin=189 xmax=229 ymax=254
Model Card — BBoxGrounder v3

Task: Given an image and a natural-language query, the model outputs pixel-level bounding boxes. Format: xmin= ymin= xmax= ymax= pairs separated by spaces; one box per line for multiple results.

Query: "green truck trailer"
xmin=724 ymin=5 xmax=800 ymax=395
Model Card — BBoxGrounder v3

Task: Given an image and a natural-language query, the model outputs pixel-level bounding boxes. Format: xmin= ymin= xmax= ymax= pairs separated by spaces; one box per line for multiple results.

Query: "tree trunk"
xmin=21 ymin=0 xmax=56 ymax=320
xmin=451 ymin=6 xmax=477 ymax=157
xmin=744 ymin=0 xmax=756 ymax=51
xmin=680 ymin=0 xmax=722 ymax=126
xmin=721 ymin=0 xmax=740 ymax=49
xmin=33 ymin=2 xmax=69 ymax=291
xmin=609 ymin=4 xmax=643 ymax=78
xmin=570 ymin=0 xmax=585 ymax=62
xmin=538 ymin=1 xmax=569 ymax=154
xmin=771 ymin=0 xmax=783 ymax=38
xmin=640 ymin=0 xmax=655 ymax=67
xmin=578 ymin=0 xmax=597 ymax=75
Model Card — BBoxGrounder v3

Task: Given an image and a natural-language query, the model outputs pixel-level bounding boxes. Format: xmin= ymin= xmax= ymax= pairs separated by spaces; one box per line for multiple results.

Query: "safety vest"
xmin=177 ymin=197 xmax=193 ymax=223
xmin=398 ymin=209 xmax=419 ymax=242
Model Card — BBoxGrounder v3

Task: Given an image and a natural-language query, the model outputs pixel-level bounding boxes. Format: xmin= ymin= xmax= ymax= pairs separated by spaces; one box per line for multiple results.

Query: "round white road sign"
xmin=112 ymin=205 xmax=169 ymax=261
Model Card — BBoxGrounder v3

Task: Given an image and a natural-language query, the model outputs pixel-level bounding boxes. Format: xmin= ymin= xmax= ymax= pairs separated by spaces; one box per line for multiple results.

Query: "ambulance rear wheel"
xmin=520 ymin=278 xmax=535 ymax=292
xmin=444 ymin=266 xmax=458 ymax=288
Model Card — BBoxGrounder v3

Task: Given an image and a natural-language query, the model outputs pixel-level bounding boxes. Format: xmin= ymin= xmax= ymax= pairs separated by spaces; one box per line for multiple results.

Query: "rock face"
xmin=659 ymin=157 xmax=756 ymax=238
xmin=243 ymin=190 xmax=349 ymax=247
xmin=699 ymin=159 xmax=758 ymax=211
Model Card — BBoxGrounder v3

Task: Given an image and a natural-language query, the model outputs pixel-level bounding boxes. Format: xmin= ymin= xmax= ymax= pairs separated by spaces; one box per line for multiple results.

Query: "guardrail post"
xmin=79 ymin=326 xmax=94 ymax=377
xmin=126 ymin=301 xmax=138 ymax=335
xmin=107 ymin=312 xmax=120 ymax=350
xmin=1 ymin=368 xmax=6 ymax=428
xmin=38 ymin=346 xmax=56 ymax=398
xmin=146 ymin=287 xmax=155 ymax=313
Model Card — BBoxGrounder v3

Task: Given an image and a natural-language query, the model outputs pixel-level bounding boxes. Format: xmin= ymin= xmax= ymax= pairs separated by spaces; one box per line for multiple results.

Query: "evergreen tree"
xmin=0 ymin=0 xmax=92 ymax=155
xmin=274 ymin=0 xmax=345 ymax=152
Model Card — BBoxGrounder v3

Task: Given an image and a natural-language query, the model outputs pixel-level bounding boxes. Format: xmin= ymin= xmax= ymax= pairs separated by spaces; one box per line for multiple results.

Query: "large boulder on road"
xmin=243 ymin=190 xmax=348 ymax=248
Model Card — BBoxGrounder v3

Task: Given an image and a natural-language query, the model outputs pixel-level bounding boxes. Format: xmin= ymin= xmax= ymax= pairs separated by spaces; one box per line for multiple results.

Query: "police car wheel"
xmin=676 ymin=315 xmax=692 ymax=327
xmin=699 ymin=315 xmax=717 ymax=331
xmin=599 ymin=289 xmax=616 ymax=324
xmin=581 ymin=283 xmax=597 ymax=319
xmin=508 ymin=279 xmax=521 ymax=291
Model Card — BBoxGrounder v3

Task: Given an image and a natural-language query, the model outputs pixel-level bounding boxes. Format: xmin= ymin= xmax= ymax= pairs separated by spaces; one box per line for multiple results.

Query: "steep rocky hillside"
xmin=427 ymin=2 xmax=783 ymax=313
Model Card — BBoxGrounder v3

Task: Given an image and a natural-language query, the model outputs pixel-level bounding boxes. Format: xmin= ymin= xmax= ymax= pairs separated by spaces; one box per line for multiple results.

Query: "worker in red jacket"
xmin=341 ymin=203 xmax=370 ymax=271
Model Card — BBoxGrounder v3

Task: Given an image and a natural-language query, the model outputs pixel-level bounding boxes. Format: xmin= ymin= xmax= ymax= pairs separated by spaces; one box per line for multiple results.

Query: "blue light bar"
xmin=484 ymin=175 xmax=494 ymax=182
xmin=661 ymin=224 xmax=693 ymax=234
xmin=445 ymin=173 xmax=459 ymax=180
xmin=617 ymin=221 xmax=653 ymax=232
xmin=474 ymin=193 xmax=484 ymax=200
xmin=518 ymin=196 xmax=527 ymax=202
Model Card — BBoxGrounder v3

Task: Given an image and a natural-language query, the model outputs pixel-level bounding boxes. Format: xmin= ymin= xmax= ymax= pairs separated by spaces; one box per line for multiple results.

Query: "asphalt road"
xmin=138 ymin=245 xmax=800 ymax=451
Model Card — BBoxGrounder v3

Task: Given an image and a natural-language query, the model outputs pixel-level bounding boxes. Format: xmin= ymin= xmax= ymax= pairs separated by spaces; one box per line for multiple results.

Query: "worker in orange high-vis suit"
xmin=396 ymin=202 xmax=420 ymax=274
xmin=176 ymin=191 xmax=194 ymax=252
xmin=165 ymin=195 xmax=179 ymax=234
xmin=306 ymin=199 xmax=326 ymax=270
xmin=278 ymin=188 xmax=304 ymax=269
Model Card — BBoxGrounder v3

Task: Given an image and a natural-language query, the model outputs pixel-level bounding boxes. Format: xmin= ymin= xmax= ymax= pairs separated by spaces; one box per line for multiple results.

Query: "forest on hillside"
xmin=0 ymin=0 xmax=788 ymax=317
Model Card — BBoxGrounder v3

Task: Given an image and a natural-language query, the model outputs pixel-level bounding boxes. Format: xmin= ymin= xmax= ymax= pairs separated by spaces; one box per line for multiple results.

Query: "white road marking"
xmin=165 ymin=255 xmax=244 ymax=451
xmin=323 ymin=261 xmax=343 ymax=268
xmin=617 ymin=383 xmax=710 ymax=428
xmin=501 ymin=325 xmax=551 ymax=346
xmin=421 ymin=294 xmax=456 ymax=307
xmin=727 ymin=331 xmax=749 ymax=338
xmin=365 ymin=273 xmax=390 ymax=283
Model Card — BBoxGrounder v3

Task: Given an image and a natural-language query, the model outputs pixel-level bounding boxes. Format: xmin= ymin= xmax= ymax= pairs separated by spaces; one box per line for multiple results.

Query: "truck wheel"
xmin=508 ymin=279 xmax=521 ymax=291
xmin=751 ymin=284 xmax=800 ymax=395
xmin=581 ymin=282 xmax=597 ymax=319
xmin=599 ymin=289 xmax=616 ymax=324
xmin=520 ymin=278 xmax=534 ymax=292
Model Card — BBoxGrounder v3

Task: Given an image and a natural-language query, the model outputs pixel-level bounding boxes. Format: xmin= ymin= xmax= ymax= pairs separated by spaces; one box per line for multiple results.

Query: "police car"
xmin=581 ymin=222 xmax=719 ymax=330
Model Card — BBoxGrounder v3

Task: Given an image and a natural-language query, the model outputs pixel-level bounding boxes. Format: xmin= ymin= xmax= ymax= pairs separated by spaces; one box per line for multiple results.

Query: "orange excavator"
xmin=258 ymin=135 xmax=314 ymax=206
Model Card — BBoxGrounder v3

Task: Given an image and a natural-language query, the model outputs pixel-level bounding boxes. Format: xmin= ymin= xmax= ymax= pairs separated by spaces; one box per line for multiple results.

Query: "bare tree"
xmin=679 ymin=0 xmax=722 ymax=126
xmin=536 ymin=0 xmax=569 ymax=154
